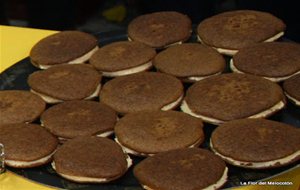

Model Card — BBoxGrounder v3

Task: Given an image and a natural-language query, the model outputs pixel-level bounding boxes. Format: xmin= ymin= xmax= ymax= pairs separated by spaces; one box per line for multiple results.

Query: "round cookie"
xmin=231 ymin=42 xmax=300 ymax=82
xmin=28 ymin=64 xmax=101 ymax=104
xmin=41 ymin=100 xmax=117 ymax=141
xmin=90 ymin=41 xmax=156 ymax=77
xmin=30 ymin=31 xmax=98 ymax=69
xmin=181 ymin=73 xmax=285 ymax=125
xmin=128 ymin=11 xmax=192 ymax=49
xmin=197 ymin=10 xmax=286 ymax=56
xmin=0 ymin=123 xmax=58 ymax=168
xmin=134 ymin=148 xmax=228 ymax=190
xmin=0 ymin=90 xmax=46 ymax=125
xmin=52 ymin=136 xmax=132 ymax=183
xmin=154 ymin=43 xmax=226 ymax=82
xmin=115 ymin=110 xmax=204 ymax=156
xmin=210 ymin=119 xmax=300 ymax=169
xmin=283 ymin=74 xmax=300 ymax=106
xmin=100 ymin=72 xmax=184 ymax=114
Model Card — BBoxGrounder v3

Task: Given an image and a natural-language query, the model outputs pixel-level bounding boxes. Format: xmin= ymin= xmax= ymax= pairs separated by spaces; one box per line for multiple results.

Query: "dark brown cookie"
xmin=232 ymin=42 xmax=300 ymax=82
xmin=28 ymin=64 xmax=101 ymax=103
xmin=0 ymin=123 xmax=58 ymax=168
xmin=100 ymin=72 xmax=184 ymax=114
xmin=0 ymin=90 xmax=46 ymax=125
xmin=128 ymin=11 xmax=192 ymax=49
xmin=115 ymin=110 xmax=204 ymax=156
xmin=53 ymin=136 xmax=131 ymax=183
xmin=181 ymin=73 xmax=285 ymax=124
xmin=90 ymin=41 xmax=156 ymax=77
xmin=134 ymin=148 xmax=227 ymax=190
xmin=197 ymin=10 xmax=286 ymax=55
xmin=30 ymin=31 xmax=98 ymax=68
xmin=154 ymin=43 xmax=225 ymax=81
xmin=283 ymin=74 xmax=300 ymax=106
xmin=41 ymin=100 xmax=117 ymax=140
xmin=211 ymin=119 xmax=300 ymax=169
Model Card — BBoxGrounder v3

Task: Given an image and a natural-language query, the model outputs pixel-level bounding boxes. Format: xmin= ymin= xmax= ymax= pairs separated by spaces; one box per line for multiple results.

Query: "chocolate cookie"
xmin=115 ymin=110 xmax=204 ymax=156
xmin=30 ymin=31 xmax=98 ymax=69
xmin=231 ymin=42 xmax=300 ymax=82
xmin=154 ymin=43 xmax=225 ymax=82
xmin=0 ymin=123 xmax=58 ymax=168
xmin=90 ymin=41 xmax=156 ymax=77
xmin=41 ymin=100 xmax=117 ymax=140
xmin=0 ymin=90 xmax=46 ymax=125
xmin=100 ymin=72 xmax=184 ymax=114
xmin=283 ymin=74 xmax=300 ymax=106
xmin=28 ymin=64 xmax=101 ymax=104
xmin=128 ymin=11 xmax=192 ymax=49
xmin=134 ymin=148 xmax=228 ymax=190
xmin=181 ymin=73 xmax=285 ymax=125
xmin=197 ymin=10 xmax=286 ymax=56
xmin=211 ymin=119 xmax=300 ymax=169
xmin=52 ymin=136 xmax=132 ymax=183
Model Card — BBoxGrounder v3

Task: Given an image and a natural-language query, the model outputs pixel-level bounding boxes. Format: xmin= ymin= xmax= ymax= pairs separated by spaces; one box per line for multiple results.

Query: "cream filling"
xmin=115 ymin=137 xmax=202 ymax=157
xmin=285 ymin=92 xmax=300 ymax=106
xmin=161 ymin=95 xmax=183 ymax=111
xmin=210 ymin=140 xmax=300 ymax=169
xmin=55 ymin=131 xmax=114 ymax=142
xmin=230 ymin=59 xmax=300 ymax=82
xmin=51 ymin=154 xmax=132 ymax=182
xmin=187 ymin=72 xmax=222 ymax=82
xmin=197 ymin=32 xmax=284 ymax=56
xmin=142 ymin=167 xmax=228 ymax=190
xmin=6 ymin=150 xmax=56 ymax=167
xmin=30 ymin=84 xmax=101 ymax=104
xmin=127 ymin=37 xmax=182 ymax=49
xmin=102 ymin=61 xmax=152 ymax=77
xmin=37 ymin=46 xmax=99 ymax=69
xmin=180 ymin=100 xmax=285 ymax=125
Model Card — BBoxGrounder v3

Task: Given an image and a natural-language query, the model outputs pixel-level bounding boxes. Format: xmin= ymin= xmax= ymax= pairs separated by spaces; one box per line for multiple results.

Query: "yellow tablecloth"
xmin=0 ymin=25 xmax=299 ymax=190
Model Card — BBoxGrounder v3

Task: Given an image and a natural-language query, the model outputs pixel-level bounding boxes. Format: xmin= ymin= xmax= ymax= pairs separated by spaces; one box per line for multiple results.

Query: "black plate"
xmin=1 ymin=30 xmax=299 ymax=190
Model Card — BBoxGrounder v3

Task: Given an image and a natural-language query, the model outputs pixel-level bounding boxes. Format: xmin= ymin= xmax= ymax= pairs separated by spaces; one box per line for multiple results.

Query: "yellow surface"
xmin=0 ymin=25 xmax=299 ymax=190
xmin=0 ymin=25 xmax=57 ymax=73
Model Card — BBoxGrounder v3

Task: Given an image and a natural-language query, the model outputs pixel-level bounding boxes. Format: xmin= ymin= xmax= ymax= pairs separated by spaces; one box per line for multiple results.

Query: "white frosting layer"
xmin=230 ymin=59 xmax=300 ymax=82
xmin=285 ymin=92 xmax=300 ymax=106
xmin=37 ymin=46 xmax=99 ymax=69
xmin=102 ymin=61 xmax=152 ymax=77
xmin=6 ymin=150 xmax=56 ymax=167
xmin=181 ymin=100 xmax=285 ymax=125
xmin=210 ymin=140 xmax=300 ymax=169
xmin=161 ymin=95 xmax=183 ymax=111
xmin=127 ymin=37 xmax=183 ymax=49
xmin=142 ymin=167 xmax=228 ymax=190
xmin=187 ymin=72 xmax=222 ymax=82
xmin=197 ymin=32 xmax=284 ymax=56
xmin=31 ymin=84 xmax=101 ymax=104
xmin=96 ymin=131 xmax=114 ymax=137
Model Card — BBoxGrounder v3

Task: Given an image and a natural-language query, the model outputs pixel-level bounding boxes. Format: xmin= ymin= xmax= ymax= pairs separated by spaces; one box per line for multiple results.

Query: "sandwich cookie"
xmin=40 ymin=100 xmax=117 ymax=141
xmin=197 ymin=10 xmax=286 ymax=56
xmin=0 ymin=90 xmax=46 ymax=125
xmin=0 ymin=123 xmax=58 ymax=168
xmin=52 ymin=136 xmax=132 ymax=183
xmin=115 ymin=110 xmax=204 ymax=156
xmin=211 ymin=119 xmax=300 ymax=169
xmin=181 ymin=73 xmax=285 ymax=125
xmin=90 ymin=41 xmax=156 ymax=77
xmin=283 ymin=74 xmax=300 ymax=106
xmin=134 ymin=148 xmax=228 ymax=190
xmin=128 ymin=11 xmax=192 ymax=49
xmin=30 ymin=31 xmax=98 ymax=69
xmin=231 ymin=42 xmax=300 ymax=82
xmin=100 ymin=72 xmax=184 ymax=114
xmin=28 ymin=64 xmax=101 ymax=104
xmin=154 ymin=43 xmax=226 ymax=82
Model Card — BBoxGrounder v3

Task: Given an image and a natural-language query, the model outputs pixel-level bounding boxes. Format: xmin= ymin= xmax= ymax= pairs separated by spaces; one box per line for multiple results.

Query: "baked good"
xmin=283 ymin=74 xmax=300 ymax=106
xmin=0 ymin=90 xmax=46 ymax=125
xmin=210 ymin=119 xmax=300 ymax=169
xmin=128 ymin=11 xmax=192 ymax=49
xmin=30 ymin=31 xmax=98 ymax=69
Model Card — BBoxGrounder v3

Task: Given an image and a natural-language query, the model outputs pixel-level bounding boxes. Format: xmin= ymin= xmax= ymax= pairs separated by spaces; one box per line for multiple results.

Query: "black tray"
xmin=0 ymin=30 xmax=299 ymax=190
